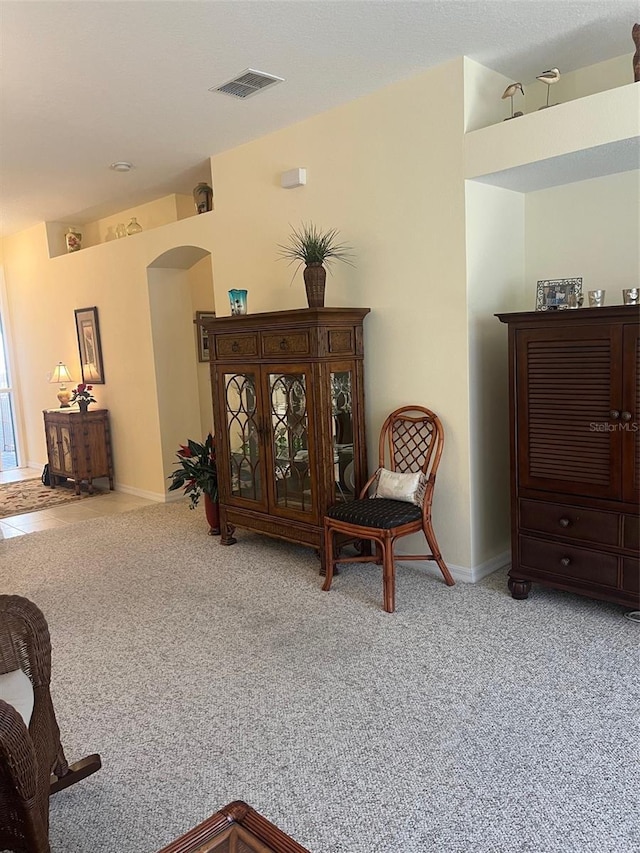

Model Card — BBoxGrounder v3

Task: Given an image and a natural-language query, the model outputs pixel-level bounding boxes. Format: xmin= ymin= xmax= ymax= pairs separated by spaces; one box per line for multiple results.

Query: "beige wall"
xmin=187 ymin=255 xmax=216 ymax=437
xmin=1 ymin=214 xmax=217 ymax=498
xmin=209 ymin=58 xmax=474 ymax=570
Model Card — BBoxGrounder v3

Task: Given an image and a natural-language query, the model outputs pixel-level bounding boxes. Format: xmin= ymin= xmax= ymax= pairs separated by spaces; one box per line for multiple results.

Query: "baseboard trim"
xmin=112 ymin=483 xmax=167 ymax=503
xmin=448 ymin=550 xmax=511 ymax=584
xmin=396 ymin=550 xmax=510 ymax=584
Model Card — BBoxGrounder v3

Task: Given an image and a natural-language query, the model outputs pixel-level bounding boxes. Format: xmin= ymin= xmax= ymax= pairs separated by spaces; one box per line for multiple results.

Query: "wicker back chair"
xmin=0 ymin=595 xmax=101 ymax=853
xmin=0 ymin=699 xmax=50 ymax=853
xmin=323 ymin=406 xmax=455 ymax=612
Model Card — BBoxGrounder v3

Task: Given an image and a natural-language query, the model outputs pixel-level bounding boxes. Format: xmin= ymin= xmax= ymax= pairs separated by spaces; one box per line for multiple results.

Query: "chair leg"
xmin=424 ymin=518 xmax=455 ymax=586
xmin=382 ymin=537 xmax=396 ymax=613
xmin=322 ymin=523 xmax=335 ymax=592
xmin=50 ymin=753 xmax=102 ymax=795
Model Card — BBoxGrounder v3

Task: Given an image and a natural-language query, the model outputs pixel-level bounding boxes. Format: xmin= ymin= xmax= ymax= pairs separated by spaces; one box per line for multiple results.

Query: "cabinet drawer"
xmin=623 ymin=515 xmax=639 ymax=553
xmin=622 ymin=558 xmax=640 ymax=595
xmin=215 ymin=333 xmax=258 ymax=359
xmin=261 ymin=331 xmax=310 ymax=357
xmin=519 ymin=499 xmax=619 ymax=546
xmin=519 ymin=536 xmax=618 ymax=587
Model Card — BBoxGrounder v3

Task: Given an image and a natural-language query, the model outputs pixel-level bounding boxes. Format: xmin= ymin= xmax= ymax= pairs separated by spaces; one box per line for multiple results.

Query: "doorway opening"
xmin=0 ymin=311 xmax=18 ymax=470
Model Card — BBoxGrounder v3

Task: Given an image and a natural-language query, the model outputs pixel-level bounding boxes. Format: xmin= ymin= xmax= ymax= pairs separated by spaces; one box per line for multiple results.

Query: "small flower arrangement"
xmin=168 ymin=434 xmax=218 ymax=509
xmin=70 ymin=383 xmax=96 ymax=405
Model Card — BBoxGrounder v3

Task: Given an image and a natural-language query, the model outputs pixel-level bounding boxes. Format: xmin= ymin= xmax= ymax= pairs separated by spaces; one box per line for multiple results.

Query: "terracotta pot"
xmin=303 ymin=264 xmax=326 ymax=308
xmin=204 ymin=492 xmax=220 ymax=536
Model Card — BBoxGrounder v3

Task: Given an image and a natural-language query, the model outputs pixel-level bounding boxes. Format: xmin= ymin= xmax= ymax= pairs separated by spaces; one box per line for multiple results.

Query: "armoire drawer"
xmin=622 ymin=558 xmax=640 ymax=594
xmin=519 ymin=536 xmax=618 ymax=587
xmin=261 ymin=330 xmax=311 ymax=357
xmin=519 ymin=499 xmax=619 ymax=546
xmin=623 ymin=515 xmax=639 ymax=552
xmin=215 ymin=333 xmax=259 ymax=358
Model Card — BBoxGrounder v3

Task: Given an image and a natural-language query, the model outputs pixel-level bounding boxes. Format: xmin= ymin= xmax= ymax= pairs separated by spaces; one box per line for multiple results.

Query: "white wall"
xmin=465 ymin=180 xmax=524 ymax=570
xmin=525 ymin=170 xmax=640 ymax=305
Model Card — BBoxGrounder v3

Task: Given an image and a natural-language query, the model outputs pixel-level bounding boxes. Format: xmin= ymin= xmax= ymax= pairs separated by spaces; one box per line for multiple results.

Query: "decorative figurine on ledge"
xmin=536 ymin=68 xmax=561 ymax=109
xmin=633 ymin=23 xmax=640 ymax=82
xmin=501 ymin=82 xmax=524 ymax=119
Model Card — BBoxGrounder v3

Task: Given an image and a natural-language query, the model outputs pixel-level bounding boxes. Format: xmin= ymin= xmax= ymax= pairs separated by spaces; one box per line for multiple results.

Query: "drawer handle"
xmin=231 ymin=341 xmax=240 ymax=353
xmin=560 ymin=556 xmax=571 ymax=567
xmin=609 ymin=409 xmax=620 ymax=420
xmin=621 ymin=411 xmax=632 ymax=422
xmin=558 ymin=517 xmax=571 ymax=528
xmin=279 ymin=338 xmax=289 ymax=351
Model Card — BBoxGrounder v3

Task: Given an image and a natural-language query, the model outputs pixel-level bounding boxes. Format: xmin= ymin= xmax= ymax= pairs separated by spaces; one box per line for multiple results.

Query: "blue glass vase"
xmin=228 ymin=289 xmax=248 ymax=315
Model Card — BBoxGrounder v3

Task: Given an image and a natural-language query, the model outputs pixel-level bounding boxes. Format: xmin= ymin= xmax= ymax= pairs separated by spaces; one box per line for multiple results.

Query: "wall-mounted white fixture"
xmin=110 ymin=161 xmax=133 ymax=172
xmin=281 ymin=168 xmax=306 ymax=189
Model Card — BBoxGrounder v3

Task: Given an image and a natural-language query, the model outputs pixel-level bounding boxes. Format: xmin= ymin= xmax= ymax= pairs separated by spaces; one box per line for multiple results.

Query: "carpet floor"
xmin=0 ymin=477 xmax=104 ymax=519
xmin=0 ymin=503 xmax=637 ymax=853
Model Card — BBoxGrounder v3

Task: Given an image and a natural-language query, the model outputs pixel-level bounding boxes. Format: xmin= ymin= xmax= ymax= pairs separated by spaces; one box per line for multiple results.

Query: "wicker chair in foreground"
xmin=323 ymin=406 xmax=455 ymax=612
xmin=0 ymin=595 xmax=101 ymax=853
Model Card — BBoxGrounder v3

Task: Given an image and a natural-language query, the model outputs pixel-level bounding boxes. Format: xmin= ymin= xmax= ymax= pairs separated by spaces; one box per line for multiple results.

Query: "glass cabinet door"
xmin=220 ymin=370 xmax=264 ymax=505
xmin=267 ymin=368 xmax=315 ymax=517
xmin=330 ymin=369 xmax=356 ymax=502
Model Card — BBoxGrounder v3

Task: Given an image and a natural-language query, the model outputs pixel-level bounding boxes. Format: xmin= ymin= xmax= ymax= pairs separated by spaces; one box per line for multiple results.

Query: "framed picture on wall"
xmin=195 ymin=311 xmax=216 ymax=362
xmin=74 ymin=306 xmax=105 ymax=384
xmin=535 ymin=278 xmax=582 ymax=311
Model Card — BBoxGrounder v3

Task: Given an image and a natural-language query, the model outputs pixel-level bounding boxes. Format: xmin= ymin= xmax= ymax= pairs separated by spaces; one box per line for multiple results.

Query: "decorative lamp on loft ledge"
xmin=49 ymin=362 xmax=73 ymax=407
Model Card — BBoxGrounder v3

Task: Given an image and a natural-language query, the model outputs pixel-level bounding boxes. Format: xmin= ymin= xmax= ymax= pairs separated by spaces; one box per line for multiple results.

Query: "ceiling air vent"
xmin=211 ymin=69 xmax=284 ymax=100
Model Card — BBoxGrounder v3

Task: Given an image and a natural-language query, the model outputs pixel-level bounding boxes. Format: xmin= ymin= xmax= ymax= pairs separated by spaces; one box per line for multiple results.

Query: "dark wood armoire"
xmin=497 ymin=306 xmax=639 ymax=607
xmin=204 ymin=308 xmax=370 ymax=561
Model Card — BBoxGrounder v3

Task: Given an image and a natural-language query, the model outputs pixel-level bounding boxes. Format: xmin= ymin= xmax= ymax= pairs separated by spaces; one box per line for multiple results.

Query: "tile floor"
xmin=0 ymin=467 xmax=156 ymax=538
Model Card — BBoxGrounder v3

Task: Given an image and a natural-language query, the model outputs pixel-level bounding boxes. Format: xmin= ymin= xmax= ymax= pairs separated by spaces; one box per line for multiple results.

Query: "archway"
xmin=147 ymin=245 xmax=215 ymax=494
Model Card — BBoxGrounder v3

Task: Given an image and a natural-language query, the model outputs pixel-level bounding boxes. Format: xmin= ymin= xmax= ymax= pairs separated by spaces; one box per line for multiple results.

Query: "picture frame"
xmin=195 ymin=311 xmax=216 ymax=362
xmin=535 ymin=278 xmax=583 ymax=311
xmin=74 ymin=306 xmax=105 ymax=384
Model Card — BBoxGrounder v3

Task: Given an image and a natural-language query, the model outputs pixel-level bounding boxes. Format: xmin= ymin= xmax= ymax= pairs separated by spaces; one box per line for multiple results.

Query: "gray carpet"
xmin=0 ymin=503 xmax=638 ymax=853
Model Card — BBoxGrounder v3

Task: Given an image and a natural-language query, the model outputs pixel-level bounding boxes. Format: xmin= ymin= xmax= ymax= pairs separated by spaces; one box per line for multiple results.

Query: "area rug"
xmin=0 ymin=477 xmax=103 ymax=518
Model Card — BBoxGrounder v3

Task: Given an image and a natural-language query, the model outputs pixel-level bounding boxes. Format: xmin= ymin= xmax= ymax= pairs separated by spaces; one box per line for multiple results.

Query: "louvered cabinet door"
xmin=622 ymin=323 xmax=640 ymax=504
xmin=515 ymin=325 xmax=622 ymax=499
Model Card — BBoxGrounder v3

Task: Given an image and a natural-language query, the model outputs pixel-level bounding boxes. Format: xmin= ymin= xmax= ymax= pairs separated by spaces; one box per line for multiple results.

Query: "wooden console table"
xmin=156 ymin=800 xmax=311 ymax=853
xmin=43 ymin=408 xmax=114 ymax=495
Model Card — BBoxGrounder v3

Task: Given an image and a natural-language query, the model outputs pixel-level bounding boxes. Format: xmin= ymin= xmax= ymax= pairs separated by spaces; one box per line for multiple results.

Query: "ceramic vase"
xmin=126 ymin=217 xmax=142 ymax=235
xmin=204 ymin=493 xmax=220 ymax=535
xmin=65 ymin=227 xmax=82 ymax=253
xmin=193 ymin=182 xmax=213 ymax=214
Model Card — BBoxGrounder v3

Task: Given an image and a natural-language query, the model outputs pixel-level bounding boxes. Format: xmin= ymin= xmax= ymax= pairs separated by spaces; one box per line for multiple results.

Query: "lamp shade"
xmin=50 ymin=363 xmax=72 ymax=384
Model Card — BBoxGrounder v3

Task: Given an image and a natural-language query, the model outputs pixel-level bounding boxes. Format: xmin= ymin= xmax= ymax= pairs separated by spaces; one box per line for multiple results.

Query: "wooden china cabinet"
xmin=498 ymin=306 xmax=640 ymax=607
xmin=204 ymin=308 xmax=369 ymax=559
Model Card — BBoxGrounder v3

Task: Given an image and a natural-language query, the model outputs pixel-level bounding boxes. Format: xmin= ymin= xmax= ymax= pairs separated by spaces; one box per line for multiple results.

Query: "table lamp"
xmin=50 ymin=362 xmax=73 ymax=407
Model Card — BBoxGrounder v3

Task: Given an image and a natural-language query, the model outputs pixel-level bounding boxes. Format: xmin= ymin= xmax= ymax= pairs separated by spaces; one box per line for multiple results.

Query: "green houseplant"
xmin=278 ymin=222 xmax=354 ymax=307
xmin=168 ymin=434 xmax=219 ymax=535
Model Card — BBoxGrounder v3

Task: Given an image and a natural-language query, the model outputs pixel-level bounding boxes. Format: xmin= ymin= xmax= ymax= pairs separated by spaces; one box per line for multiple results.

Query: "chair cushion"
xmin=0 ymin=668 xmax=34 ymax=727
xmin=326 ymin=498 xmax=422 ymax=529
xmin=373 ymin=467 xmax=427 ymax=506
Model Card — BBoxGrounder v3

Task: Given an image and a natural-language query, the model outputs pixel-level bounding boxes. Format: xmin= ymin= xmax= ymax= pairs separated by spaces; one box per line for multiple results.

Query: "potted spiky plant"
xmin=278 ymin=222 xmax=354 ymax=307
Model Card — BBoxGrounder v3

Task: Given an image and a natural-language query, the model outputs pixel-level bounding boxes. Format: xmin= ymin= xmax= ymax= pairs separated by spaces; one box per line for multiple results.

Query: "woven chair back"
xmin=378 ymin=406 xmax=444 ymax=477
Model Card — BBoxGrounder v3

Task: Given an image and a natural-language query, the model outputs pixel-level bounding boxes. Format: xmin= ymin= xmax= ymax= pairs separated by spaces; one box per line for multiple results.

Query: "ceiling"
xmin=0 ymin=0 xmax=637 ymax=238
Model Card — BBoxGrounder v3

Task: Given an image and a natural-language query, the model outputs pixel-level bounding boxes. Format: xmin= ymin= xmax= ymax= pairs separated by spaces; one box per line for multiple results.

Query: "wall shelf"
xmin=464 ymin=83 xmax=639 ymax=191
